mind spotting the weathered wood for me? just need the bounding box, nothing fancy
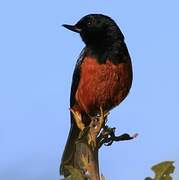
[61,108,137,180]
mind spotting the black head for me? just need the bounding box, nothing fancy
[63,14,124,46]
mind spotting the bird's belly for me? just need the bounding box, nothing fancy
[75,57,132,115]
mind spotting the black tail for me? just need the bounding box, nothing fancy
[60,113,80,176]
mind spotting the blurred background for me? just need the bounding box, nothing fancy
[0,0,178,179]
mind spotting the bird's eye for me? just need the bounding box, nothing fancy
[87,21,92,26]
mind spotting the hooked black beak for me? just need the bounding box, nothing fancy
[62,24,82,33]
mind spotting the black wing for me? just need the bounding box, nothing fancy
[60,48,86,174]
[70,48,86,107]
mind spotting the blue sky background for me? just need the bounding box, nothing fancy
[0,0,178,180]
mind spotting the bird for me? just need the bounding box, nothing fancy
[60,14,133,175]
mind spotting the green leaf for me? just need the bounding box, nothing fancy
[145,161,175,180]
[145,178,153,180]
[64,165,84,180]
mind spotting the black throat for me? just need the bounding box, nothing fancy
[85,39,129,64]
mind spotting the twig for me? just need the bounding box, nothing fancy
[97,125,138,149]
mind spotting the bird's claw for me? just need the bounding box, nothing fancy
[87,107,110,148]
[99,107,109,121]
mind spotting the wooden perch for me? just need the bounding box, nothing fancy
[61,107,137,180]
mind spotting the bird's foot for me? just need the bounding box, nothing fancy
[97,125,138,148]
[70,108,85,131]
[88,107,109,149]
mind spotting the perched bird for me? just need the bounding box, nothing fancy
[61,14,133,174]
